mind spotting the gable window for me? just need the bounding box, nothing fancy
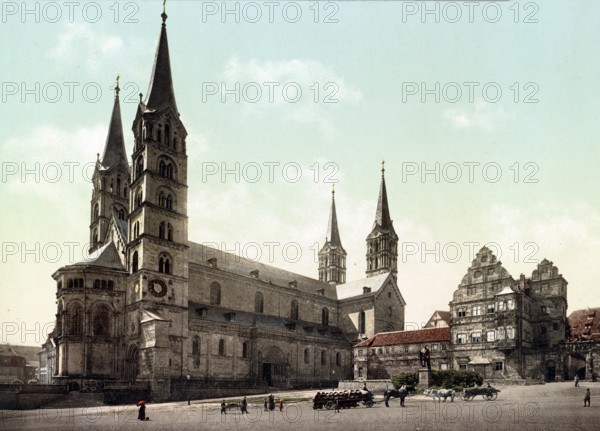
[457,308,466,317]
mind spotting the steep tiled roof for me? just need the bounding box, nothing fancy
[435,311,450,324]
[567,307,600,342]
[189,243,337,299]
[354,327,450,348]
[71,242,126,271]
[336,273,391,300]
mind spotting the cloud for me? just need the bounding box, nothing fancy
[444,102,511,131]
[49,23,123,71]
[221,56,362,137]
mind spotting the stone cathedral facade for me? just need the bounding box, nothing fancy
[39,10,405,400]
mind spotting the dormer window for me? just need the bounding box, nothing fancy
[289,281,297,288]
[250,270,259,279]
[207,258,217,268]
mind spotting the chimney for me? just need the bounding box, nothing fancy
[363,286,371,294]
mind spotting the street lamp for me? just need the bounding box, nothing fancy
[186,374,191,405]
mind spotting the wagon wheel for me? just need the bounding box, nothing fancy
[365,400,374,408]
[463,393,474,401]
[485,392,498,401]
[325,401,334,410]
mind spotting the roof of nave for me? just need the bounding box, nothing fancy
[189,301,350,343]
[335,273,392,300]
[116,219,128,242]
[354,327,451,348]
[567,307,600,342]
[189,242,337,299]
[70,242,126,271]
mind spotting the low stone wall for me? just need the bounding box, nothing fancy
[337,380,392,394]
[0,392,65,410]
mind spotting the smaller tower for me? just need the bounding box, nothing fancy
[365,162,398,278]
[89,76,130,253]
[318,185,347,285]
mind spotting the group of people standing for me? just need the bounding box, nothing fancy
[220,394,284,415]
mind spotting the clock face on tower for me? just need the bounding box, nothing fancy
[149,279,168,298]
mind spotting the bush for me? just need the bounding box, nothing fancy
[391,372,419,389]
[430,370,483,388]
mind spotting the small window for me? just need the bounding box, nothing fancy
[497,328,505,340]
[552,322,559,331]
[254,292,264,313]
[456,334,467,344]
[358,310,365,334]
[321,350,326,365]
[402,346,409,353]
[336,352,342,366]
[507,327,515,339]
[218,339,225,356]
[304,348,310,364]
[487,304,495,314]
[487,267,494,275]
[474,270,482,278]
[242,342,248,359]
[457,308,466,317]
[487,330,495,342]
[471,332,481,343]
[358,367,363,378]
[321,307,329,326]
[472,305,482,316]
[210,282,221,306]
[495,361,503,371]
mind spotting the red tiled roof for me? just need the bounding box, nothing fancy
[567,307,600,342]
[354,327,450,348]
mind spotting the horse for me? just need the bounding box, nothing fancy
[384,385,416,407]
[423,389,455,403]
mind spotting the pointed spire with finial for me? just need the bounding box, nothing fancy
[373,160,394,230]
[326,184,343,248]
[145,0,178,114]
[99,75,128,169]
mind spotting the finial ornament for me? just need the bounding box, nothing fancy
[162,0,167,24]
[139,93,143,103]
[381,160,385,176]
[115,74,120,97]
[332,183,335,198]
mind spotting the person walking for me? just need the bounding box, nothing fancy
[241,396,249,414]
[575,374,580,387]
[334,397,340,413]
[264,398,268,412]
[584,388,591,407]
[279,399,284,412]
[221,400,227,415]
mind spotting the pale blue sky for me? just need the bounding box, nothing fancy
[1,1,599,345]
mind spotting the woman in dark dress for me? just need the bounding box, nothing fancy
[138,402,146,420]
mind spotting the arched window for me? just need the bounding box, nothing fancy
[322,307,329,326]
[255,292,264,313]
[135,189,142,209]
[165,124,171,146]
[133,221,140,239]
[321,350,327,365]
[242,342,248,358]
[336,352,342,366]
[92,229,99,245]
[108,280,114,290]
[93,203,99,221]
[117,208,125,220]
[159,222,165,239]
[157,128,162,144]
[68,279,74,289]
[210,282,221,305]
[116,177,121,195]
[68,304,83,336]
[167,223,173,241]
[92,305,110,337]
[101,280,107,289]
[358,310,365,334]
[132,251,139,273]
[94,279,100,289]
[158,253,172,275]
[290,300,299,320]
[304,348,310,364]
[135,157,143,179]
[158,191,174,210]
[218,339,225,356]
[192,335,200,368]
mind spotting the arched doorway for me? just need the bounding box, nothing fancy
[261,346,288,387]
[563,353,586,380]
[125,345,139,382]
[546,360,556,382]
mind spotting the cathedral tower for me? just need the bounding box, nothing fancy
[318,186,347,284]
[366,163,398,278]
[126,9,189,389]
[89,79,130,253]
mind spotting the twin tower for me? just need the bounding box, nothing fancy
[87,9,399,286]
[317,165,399,285]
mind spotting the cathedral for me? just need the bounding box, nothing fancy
[39,9,405,400]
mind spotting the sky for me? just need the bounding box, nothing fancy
[1,1,600,346]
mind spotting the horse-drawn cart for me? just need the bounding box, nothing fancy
[461,386,500,401]
[312,390,374,409]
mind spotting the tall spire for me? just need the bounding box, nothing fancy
[326,184,343,247]
[145,7,178,114]
[99,75,127,169]
[374,161,394,231]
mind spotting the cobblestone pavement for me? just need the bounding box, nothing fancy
[1,382,599,430]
